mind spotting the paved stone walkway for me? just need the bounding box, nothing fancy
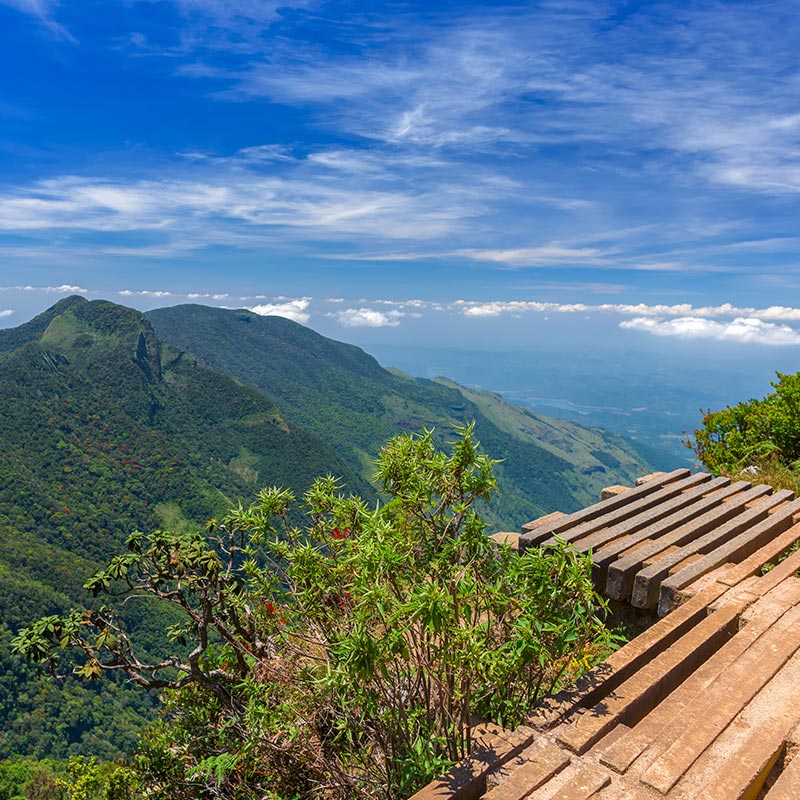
[410,471,800,800]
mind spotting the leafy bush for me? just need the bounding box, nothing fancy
[690,372,800,485]
[0,757,63,800]
[14,427,611,799]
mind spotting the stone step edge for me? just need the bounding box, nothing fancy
[407,725,536,800]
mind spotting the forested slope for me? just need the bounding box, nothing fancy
[1,297,659,762]
[148,304,658,524]
[0,297,367,760]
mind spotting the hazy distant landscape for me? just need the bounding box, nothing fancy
[365,341,799,467]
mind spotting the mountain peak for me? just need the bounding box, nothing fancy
[34,298,162,383]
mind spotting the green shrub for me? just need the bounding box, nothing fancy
[14,427,611,799]
[689,372,800,494]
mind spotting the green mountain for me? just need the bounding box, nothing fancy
[147,303,659,527]
[0,297,368,760]
[1,296,660,762]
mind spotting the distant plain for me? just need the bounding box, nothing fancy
[364,340,800,467]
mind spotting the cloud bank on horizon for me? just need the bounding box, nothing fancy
[2,0,800,349]
[4,283,800,347]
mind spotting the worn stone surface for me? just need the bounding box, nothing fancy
[412,474,800,800]
[635,472,667,486]
[526,582,727,732]
[490,532,520,550]
[604,482,770,601]
[601,485,630,501]
[630,490,792,610]
[659,505,800,616]
[519,469,690,548]
[597,584,800,775]
[639,605,800,792]
[482,740,570,800]
[554,601,743,756]
[539,473,712,551]
[408,725,535,800]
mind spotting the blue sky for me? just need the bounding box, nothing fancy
[2,0,800,350]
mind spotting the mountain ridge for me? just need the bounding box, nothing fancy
[147,302,661,522]
[0,298,371,760]
[0,296,662,761]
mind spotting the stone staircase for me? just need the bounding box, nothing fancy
[410,471,800,800]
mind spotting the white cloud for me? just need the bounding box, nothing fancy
[186,292,229,299]
[456,300,592,317]
[0,173,467,247]
[453,300,800,323]
[0,309,13,317]
[331,308,405,328]
[5,1,798,286]
[118,289,175,298]
[209,1,800,219]
[0,283,88,293]
[223,19,547,151]
[620,317,800,346]
[459,246,606,267]
[50,284,87,293]
[236,144,295,162]
[320,251,436,262]
[248,298,311,324]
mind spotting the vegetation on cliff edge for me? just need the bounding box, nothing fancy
[689,371,800,494]
[13,428,612,799]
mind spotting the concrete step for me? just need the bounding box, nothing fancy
[668,646,800,799]
[482,739,570,800]
[527,582,729,732]
[538,473,713,551]
[519,469,692,549]
[571,476,731,557]
[718,524,800,591]
[639,602,800,794]
[597,578,800,776]
[630,490,794,610]
[553,600,744,756]
[408,725,534,800]
[604,482,774,602]
[659,507,800,616]
[525,760,610,800]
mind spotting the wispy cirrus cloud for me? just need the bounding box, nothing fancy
[0,0,74,40]
[185,1,800,201]
[457,246,608,268]
[127,0,313,56]
[0,171,470,251]
[3,0,800,302]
